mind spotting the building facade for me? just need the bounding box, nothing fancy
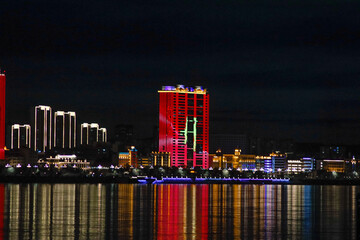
[80,123,90,145]
[98,128,107,143]
[158,85,209,168]
[11,124,31,149]
[118,146,138,167]
[81,123,106,145]
[321,159,346,173]
[287,157,314,172]
[209,148,255,169]
[34,105,52,152]
[264,152,287,172]
[0,73,5,160]
[54,111,76,149]
[88,123,99,145]
[151,151,171,167]
[40,154,90,169]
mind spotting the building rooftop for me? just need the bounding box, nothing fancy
[158,85,207,94]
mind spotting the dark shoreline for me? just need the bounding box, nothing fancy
[0,176,360,185]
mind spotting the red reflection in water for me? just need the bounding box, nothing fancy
[199,185,209,240]
[0,184,4,240]
[157,185,179,239]
[156,185,209,239]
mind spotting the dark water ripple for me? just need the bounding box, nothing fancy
[0,184,357,239]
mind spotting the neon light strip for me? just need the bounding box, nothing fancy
[149,177,290,184]
[193,117,197,151]
[158,90,207,95]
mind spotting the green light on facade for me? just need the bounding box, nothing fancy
[184,117,188,144]
[181,117,197,151]
[193,117,197,151]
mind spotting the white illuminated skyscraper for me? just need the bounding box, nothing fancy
[98,128,107,143]
[11,124,31,149]
[54,111,76,149]
[80,123,90,145]
[89,123,99,145]
[81,123,107,145]
[34,105,52,152]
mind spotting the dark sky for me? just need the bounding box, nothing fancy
[1,0,360,144]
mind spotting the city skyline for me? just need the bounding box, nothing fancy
[5,101,108,153]
[1,2,360,239]
[3,75,360,152]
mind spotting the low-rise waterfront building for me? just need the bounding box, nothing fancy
[151,151,171,167]
[39,154,90,169]
[138,157,151,167]
[287,157,314,172]
[322,159,345,173]
[255,155,271,170]
[210,149,255,169]
[118,146,138,167]
[255,152,286,172]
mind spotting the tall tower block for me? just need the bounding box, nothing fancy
[0,73,5,160]
[34,105,52,152]
[158,85,209,168]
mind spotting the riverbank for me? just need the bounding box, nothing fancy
[0,175,360,185]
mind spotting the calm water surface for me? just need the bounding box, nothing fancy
[0,184,358,239]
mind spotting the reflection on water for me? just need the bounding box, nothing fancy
[0,184,357,239]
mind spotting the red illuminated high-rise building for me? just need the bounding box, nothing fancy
[158,85,209,168]
[0,72,5,160]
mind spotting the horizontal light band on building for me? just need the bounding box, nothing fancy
[323,160,345,162]
[158,90,207,95]
[36,105,51,110]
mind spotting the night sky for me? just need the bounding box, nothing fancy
[2,0,360,144]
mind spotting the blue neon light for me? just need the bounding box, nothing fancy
[149,177,290,184]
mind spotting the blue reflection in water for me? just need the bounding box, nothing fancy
[303,185,312,239]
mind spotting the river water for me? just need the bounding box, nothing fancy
[0,183,357,239]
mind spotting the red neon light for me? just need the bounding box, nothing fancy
[0,74,5,160]
[158,87,209,168]
[0,184,4,239]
